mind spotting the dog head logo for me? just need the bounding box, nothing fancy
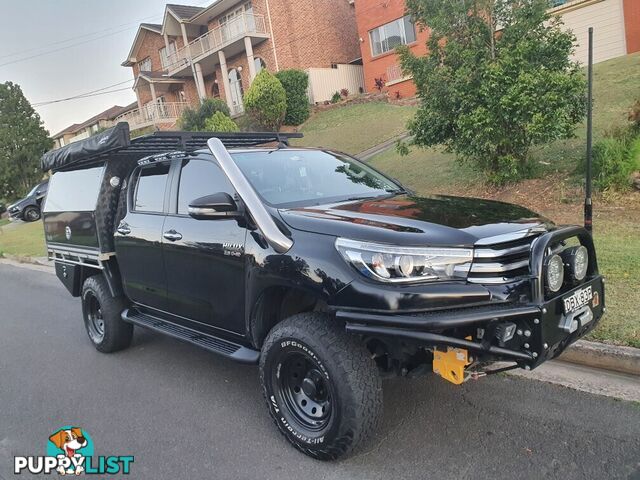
[47,427,91,475]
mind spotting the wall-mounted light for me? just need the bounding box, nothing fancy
[237,66,243,72]
[359,37,364,43]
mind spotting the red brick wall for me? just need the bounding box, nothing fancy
[353,0,429,96]
[132,29,166,76]
[267,0,360,69]
[624,0,640,54]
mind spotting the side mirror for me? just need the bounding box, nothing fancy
[188,192,241,220]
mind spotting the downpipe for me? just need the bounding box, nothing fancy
[207,138,293,254]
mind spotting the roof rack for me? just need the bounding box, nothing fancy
[42,123,303,172]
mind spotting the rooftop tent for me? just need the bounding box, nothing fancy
[42,123,130,172]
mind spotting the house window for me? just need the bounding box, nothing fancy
[254,57,266,74]
[139,57,152,72]
[160,42,177,70]
[220,2,254,41]
[369,16,417,57]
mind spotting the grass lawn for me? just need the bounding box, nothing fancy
[0,221,46,258]
[590,219,640,348]
[295,102,417,155]
[0,218,9,227]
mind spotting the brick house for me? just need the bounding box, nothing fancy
[52,103,137,149]
[354,0,640,98]
[120,1,363,132]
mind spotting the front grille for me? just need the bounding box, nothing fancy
[468,233,540,284]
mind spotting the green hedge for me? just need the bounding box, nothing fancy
[178,98,230,131]
[275,69,310,126]
[204,111,239,132]
[243,70,287,131]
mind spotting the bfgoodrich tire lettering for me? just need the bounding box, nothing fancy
[259,313,382,460]
[81,275,133,353]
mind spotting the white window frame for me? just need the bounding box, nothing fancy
[369,16,417,57]
[159,42,177,70]
[139,57,152,72]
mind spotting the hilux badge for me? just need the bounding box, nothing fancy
[65,226,72,240]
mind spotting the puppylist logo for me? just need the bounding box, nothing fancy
[14,426,134,475]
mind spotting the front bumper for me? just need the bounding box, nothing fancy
[8,206,22,219]
[338,226,605,370]
[340,275,604,369]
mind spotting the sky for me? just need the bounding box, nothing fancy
[0,0,207,136]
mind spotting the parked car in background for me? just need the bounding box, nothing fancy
[8,180,49,222]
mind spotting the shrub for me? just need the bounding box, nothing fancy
[400,0,587,184]
[330,91,342,104]
[275,69,310,126]
[204,111,239,132]
[374,77,385,91]
[589,134,640,191]
[340,88,349,98]
[178,98,230,131]
[243,70,287,131]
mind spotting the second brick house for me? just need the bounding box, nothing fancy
[120,1,363,132]
[354,0,640,99]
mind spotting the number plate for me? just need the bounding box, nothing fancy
[563,285,593,314]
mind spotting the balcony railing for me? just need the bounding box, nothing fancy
[116,102,189,130]
[166,13,267,73]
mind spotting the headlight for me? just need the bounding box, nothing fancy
[335,238,473,283]
[563,245,588,281]
[546,254,564,292]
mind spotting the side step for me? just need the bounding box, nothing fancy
[122,308,260,364]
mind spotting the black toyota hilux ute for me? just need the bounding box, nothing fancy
[42,123,604,460]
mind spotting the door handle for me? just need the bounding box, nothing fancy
[116,223,131,235]
[163,230,183,242]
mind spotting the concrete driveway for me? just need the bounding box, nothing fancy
[1,263,639,479]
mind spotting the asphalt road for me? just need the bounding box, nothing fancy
[1,263,639,480]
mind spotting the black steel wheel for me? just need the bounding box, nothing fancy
[85,291,105,343]
[260,312,382,460]
[276,350,334,433]
[81,275,133,353]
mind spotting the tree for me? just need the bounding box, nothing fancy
[178,98,230,131]
[204,111,239,132]
[0,82,53,199]
[399,0,587,183]
[243,70,287,131]
[275,69,310,125]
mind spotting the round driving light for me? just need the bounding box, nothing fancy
[572,245,588,281]
[546,254,564,293]
[396,255,415,277]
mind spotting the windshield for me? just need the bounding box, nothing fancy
[27,183,41,196]
[231,150,402,207]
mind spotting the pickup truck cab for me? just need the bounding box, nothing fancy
[42,124,604,460]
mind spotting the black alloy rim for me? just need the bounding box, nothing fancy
[276,351,333,432]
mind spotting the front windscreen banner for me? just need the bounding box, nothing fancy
[41,122,130,172]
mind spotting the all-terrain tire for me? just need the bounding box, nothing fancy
[22,206,40,222]
[259,312,382,460]
[81,275,133,353]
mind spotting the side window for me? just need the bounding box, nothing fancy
[133,163,171,213]
[177,159,234,215]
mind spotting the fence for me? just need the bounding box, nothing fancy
[307,64,365,104]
